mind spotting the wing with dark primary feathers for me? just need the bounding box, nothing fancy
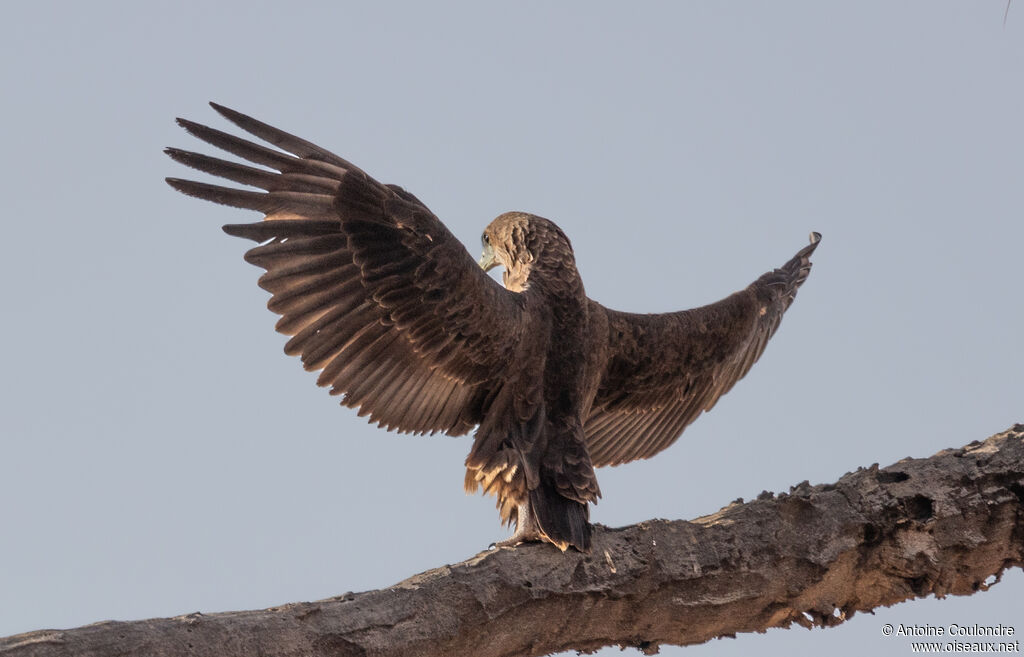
[584,234,820,467]
[166,103,524,436]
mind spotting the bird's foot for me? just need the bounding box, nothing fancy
[491,530,545,549]
[489,501,562,549]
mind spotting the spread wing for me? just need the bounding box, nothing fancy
[166,103,524,436]
[584,234,820,466]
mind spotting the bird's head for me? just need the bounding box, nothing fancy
[478,212,575,292]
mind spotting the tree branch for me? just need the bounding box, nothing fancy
[3,424,1023,657]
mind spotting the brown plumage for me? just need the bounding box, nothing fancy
[166,103,821,552]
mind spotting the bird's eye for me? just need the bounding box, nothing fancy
[482,233,490,245]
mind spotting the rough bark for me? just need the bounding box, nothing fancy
[3,424,1022,657]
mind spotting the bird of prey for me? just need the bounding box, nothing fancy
[166,103,820,553]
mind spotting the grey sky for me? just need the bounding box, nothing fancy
[1,2,1021,655]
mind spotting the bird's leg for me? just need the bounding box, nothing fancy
[493,502,545,548]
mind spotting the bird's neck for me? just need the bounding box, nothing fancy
[522,259,585,305]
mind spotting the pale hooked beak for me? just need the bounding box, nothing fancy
[478,244,498,272]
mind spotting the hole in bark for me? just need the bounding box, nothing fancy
[1008,482,1024,505]
[781,496,815,525]
[908,575,929,595]
[523,580,533,588]
[863,523,883,546]
[877,470,910,484]
[904,494,934,521]
[313,634,367,656]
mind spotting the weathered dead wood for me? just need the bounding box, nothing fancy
[3,424,1022,657]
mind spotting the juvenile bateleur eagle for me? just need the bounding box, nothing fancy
[166,104,820,552]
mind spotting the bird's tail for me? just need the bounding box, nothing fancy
[529,476,592,552]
